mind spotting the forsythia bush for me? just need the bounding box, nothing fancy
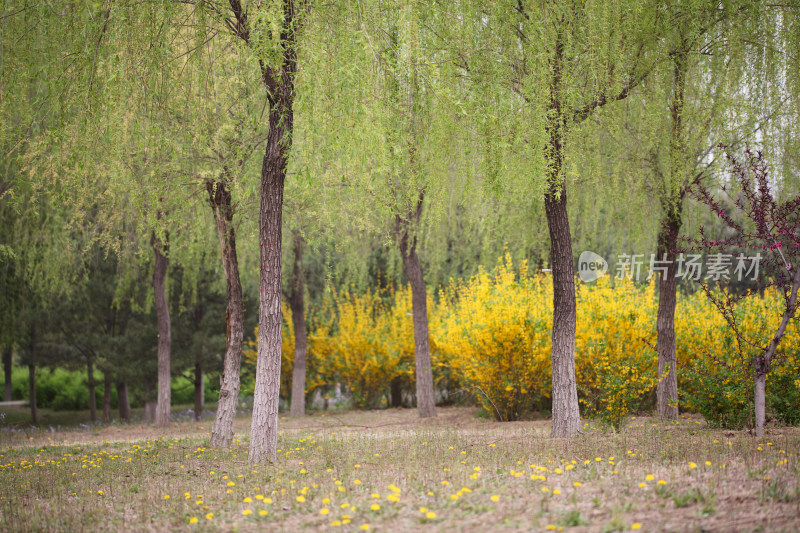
[313,288,417,409]
[434,255,553,421]
[240,255,799,427]
[574,277,659,429]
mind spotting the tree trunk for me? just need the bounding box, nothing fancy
[656,208,682,420]
[117,381,130,423]
[3,345,11,402]
[289,232,307,417]
[103,373,112,424]
[396,193,436,419]
[194,358,203,422]
[152,231,171,428]
[401,244,437,418]
[87,357,97,423]
[656,51,688,421]
[754,371,766,437]
[390,378,402,408]
[545,30,580,438]
[249,97,292,464]
[208,178,245,447]
[28,363,37,425]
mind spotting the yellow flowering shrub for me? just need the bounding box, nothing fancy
[574,277,659,429]
[315,287,417,409]
[434,254,553,421]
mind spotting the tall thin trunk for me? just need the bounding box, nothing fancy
[289,232,307,417]
[3,345,11,402]
[208,178,245,447]
[396,193,436,419]
[87,357,97,422]
[250,101,289,463]
[102,373,112,424]
[28,363,37,424]
[657,51,688,420]
[656,208,682,419]
[227,0,298,464]
[546,29,580,438]
[117,381,130,423]
[754,372,766,436]
[152,230,171,428]
[194,358,203,422]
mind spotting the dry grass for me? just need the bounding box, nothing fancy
[1,407,799,532]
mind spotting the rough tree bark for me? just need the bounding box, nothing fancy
[3,345,11,402]
[194,357,204,422]
[28,363,37,424]
[656,51,689,420]
[227,0,299,464]
[545,30,580,438]
[103,373,112,424]
[656,204,682,419]
[396,191,436,418]
[288,231,307,417]
[87,356,97,422]
[117,381,130,423]
[208,178,245,448]
[151,230,171,427]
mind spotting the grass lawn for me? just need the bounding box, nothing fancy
[1,406,798,532]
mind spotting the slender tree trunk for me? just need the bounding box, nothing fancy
[117,381,130,423]
[249,98,292,464]
[28,363,37,424]
[3,345,11,402]
[152,231,171,428]
[208,178,245,447]
[656,209,682,419]
[545,30,580,438]
[754,371,766,437]
[753,265,800,436]
[102,373,112,424]
[87,357,97,422]
[194,358,203,422]
[289,232,307,417]
[396,194,436,419]
[656,51,688,420]
[227,0,298,464]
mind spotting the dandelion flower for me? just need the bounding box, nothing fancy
[425,511,436,519]
[296,496,306,502]
[243,497,252,503]
[259,510,268,516]
[688,462,697,469]
[360,525,370,531]
[573,482,582,487]
[490,495,499,502]
[189,517,198,524]
[205,513,214,520]
[645,475,654,481]
[419,507,428,513]
[658,480,666,485]
[353,480,362,485]
[370,504,380,511]
[163,495,170,500]
[632,524,642,530]
[242,509,252,516]
[320,508,330,515]
[553,489,561,495]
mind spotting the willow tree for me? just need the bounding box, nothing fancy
[213,0,308,462]
[480,0,664,437]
